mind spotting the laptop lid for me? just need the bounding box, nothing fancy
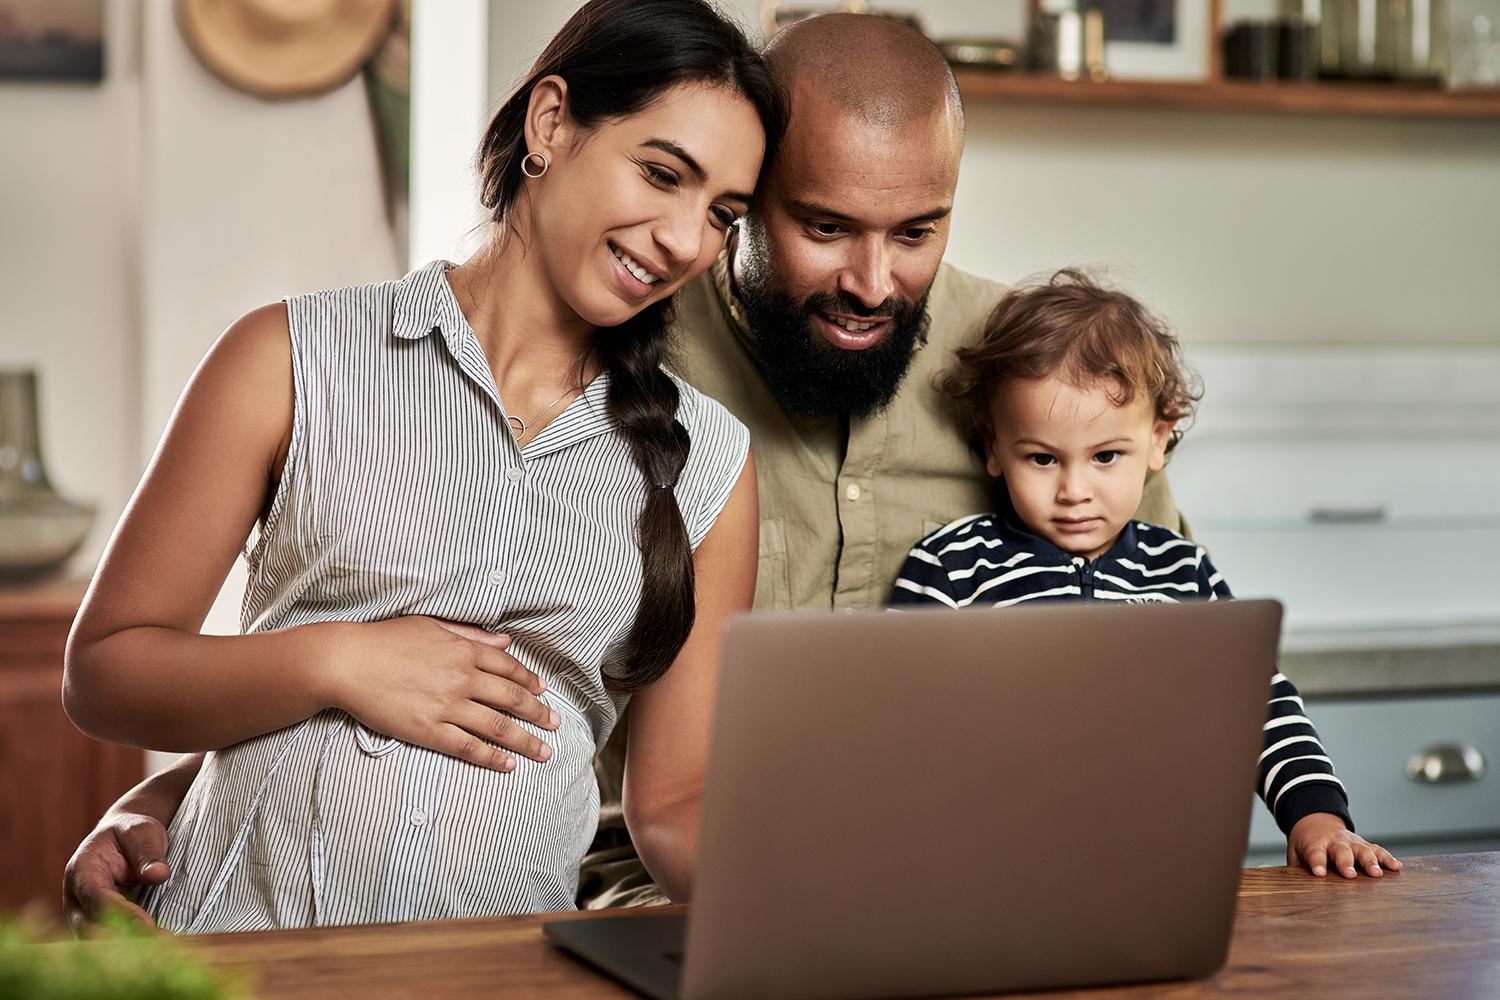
[679,599,1279,1000]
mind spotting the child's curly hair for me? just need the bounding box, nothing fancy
[941,268,1201,458]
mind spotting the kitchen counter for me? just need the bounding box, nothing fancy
[1281,643,1500,697]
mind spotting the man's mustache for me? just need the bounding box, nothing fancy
[803,291,906,319]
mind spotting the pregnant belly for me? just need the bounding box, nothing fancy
[151,709,602,932]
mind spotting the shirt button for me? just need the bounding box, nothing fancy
[507,467,523,483]
[845,483,862,501]
[410,808,427,827]
[489,569,506,586]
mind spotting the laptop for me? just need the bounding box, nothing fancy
[546,599,1280,1000]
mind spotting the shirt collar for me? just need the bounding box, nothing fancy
[387,259,617,454]
[392,259,468,355]
[707,249,763,366]
[525,368,617,459]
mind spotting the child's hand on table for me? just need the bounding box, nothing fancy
[1287,812,1403,878]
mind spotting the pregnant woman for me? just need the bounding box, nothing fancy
[62,0,782,932]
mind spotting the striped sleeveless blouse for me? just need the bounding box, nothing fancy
[142,261,750,933]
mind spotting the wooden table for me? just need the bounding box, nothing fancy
[185,852,1500,999]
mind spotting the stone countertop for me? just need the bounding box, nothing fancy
[1281,643,1500,697]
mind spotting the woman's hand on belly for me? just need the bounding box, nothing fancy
[316,617,562,772]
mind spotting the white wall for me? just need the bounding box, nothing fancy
[0,0,141,573]
[947,104,1500,346]
[1171,347,1500,647]
[410,0,490,267]
[138,2,399,456]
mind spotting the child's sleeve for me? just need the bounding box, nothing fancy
[1195,550,1235,601]
[1199,548,1355,834]
[890,540,962,608]
[1259,674,1354,834]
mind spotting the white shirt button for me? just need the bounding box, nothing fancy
[845,483,862,501]
[507,467,523,483]
[410,808,427,827]
[489,569,506,586]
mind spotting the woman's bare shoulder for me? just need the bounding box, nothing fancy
[205,302,292,377]
[192,303,291,402]
[168,302,294,482]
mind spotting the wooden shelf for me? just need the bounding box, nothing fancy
[953,70,1500,118]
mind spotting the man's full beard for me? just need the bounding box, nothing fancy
[736,254,930,422]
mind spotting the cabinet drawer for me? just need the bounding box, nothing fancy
[1248,691,1500,848]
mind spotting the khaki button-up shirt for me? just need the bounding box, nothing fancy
[671,253,1181,612]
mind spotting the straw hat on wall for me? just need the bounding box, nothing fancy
[177,0,397,98]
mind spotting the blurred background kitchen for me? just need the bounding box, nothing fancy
[1,0,1497,913]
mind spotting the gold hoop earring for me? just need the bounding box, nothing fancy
[521,151,549,178]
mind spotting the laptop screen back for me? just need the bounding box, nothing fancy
[682,599,1280,1000]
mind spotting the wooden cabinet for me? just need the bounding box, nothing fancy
[0,582,143,915]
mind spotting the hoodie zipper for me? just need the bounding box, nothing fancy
[1073,555,1095,601]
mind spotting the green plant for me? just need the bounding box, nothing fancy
[0,911,246,1000]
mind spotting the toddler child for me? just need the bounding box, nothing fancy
[891,269,1400,879]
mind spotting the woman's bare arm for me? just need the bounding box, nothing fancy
[622,453,759,902]
[63,305,558,768]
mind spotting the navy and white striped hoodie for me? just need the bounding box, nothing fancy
[891,493,1353,836]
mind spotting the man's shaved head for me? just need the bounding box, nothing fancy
[762,12,963,134]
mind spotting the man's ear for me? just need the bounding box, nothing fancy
[1147,418,1176,472]
[523,75,572,163]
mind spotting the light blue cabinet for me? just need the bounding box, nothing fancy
[1247,691,1500,859]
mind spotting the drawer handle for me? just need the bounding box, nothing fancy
[1406,744,1486,783]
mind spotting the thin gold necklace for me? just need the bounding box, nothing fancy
[508,385,577,442]
[506,353,590,442]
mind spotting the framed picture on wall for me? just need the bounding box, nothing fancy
[1082,0,1210,80]
[0,0,103,82]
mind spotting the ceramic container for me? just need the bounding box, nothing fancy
[0,370,95,582]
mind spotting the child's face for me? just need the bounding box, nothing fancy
[986,375,1175,560]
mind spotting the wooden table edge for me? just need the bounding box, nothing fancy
[176,854,1500,999]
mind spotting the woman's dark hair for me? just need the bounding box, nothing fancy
[941,268,1202,460]
[477,0,784,693]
